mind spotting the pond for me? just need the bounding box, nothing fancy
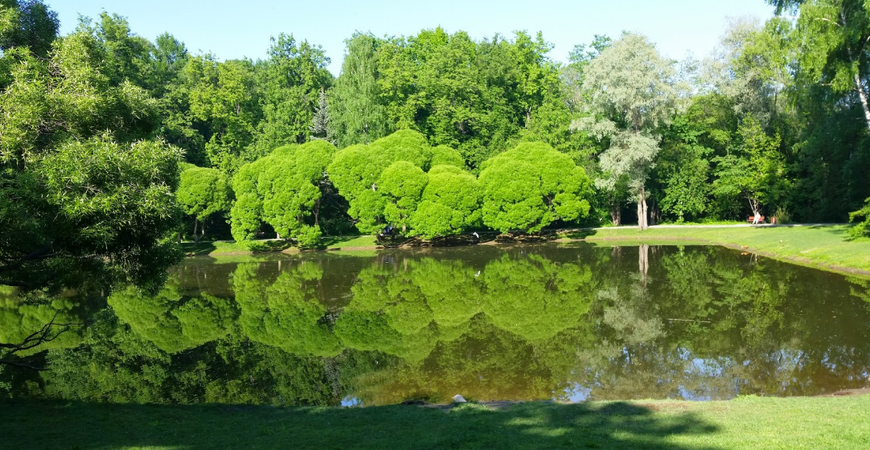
[2,244,869,407]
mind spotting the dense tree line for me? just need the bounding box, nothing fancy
[3,0,870,291]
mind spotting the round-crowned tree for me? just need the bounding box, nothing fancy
[328,129,436,234]
[410,165,481,238]
[478,142,592,233]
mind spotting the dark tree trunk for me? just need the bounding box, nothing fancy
[610,206,621,226]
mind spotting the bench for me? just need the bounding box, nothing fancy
[746,215,765,224]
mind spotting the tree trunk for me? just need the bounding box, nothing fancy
[193,219,200,244]
[637,198,643,231]
[843,15,870,134]
[854,71,870,134]
[642,196,649,230]
[637,186,649,231]
[314,198,321,226]
[610,205,621,226]
[748,197,759,217]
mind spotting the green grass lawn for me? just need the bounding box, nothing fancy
[181,235,379,257]
[562,225,870,275]
[2,396,868,449]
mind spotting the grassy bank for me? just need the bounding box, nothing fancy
[1,396,868,449]
[181,235,379,257]
[562,225,870,275]
[179,225,870,277]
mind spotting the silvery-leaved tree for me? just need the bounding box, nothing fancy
[575,33,678,230]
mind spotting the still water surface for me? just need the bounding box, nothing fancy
[2,244,869,406]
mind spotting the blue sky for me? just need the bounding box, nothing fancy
[48,0,774,75]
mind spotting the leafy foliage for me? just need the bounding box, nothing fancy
[411,166,481,238]
[177,165,232,240]
[578,33,678,229]
[479,142,592,233]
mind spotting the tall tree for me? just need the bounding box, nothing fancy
[310,87,329,140]
[186,56,261,173]
[0,30,182,292]
[790,0,870,133]
[578,33,679,230]
[713,117,788,218]
[0,0,58,58]
[328,32,389,147]
[250,34,332,155]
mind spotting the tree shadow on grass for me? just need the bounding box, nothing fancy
[180,242,218,256]
[560,229,597,240]
[0,400,722,450]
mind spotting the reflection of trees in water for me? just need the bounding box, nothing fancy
[109,283,237,354]
[349,315,593,405]
[5,246,870,405]
[235,262,342,357]
[481,254,595,341]
[34,311,337,405]
[582,246,870,399]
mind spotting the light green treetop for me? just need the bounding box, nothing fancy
[411,165,482,239]
[232,140,336,245]
[378,161,428,234]
[478,142,592,233]
[177,165,232,241]
[327,129,434,233]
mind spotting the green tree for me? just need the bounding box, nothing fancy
[328,130,433,233]
[712,117,787,218]
[786,0,870,133]
[328,32,390,147]
[250,34,332,154]
[310,87,329,140]
[259,141,336,246]
[186,56,261,173]
[229,157,271,242]
[578,33,679,230]
[0,0,57,58]
[410,165,482,238]
[378,161,428,234]
[231,140,336,245]
[847,198,870,238]
[428,145,464,168]
[177,165,232,242]
[654,117,713,222]
[478,142,592,233]
[0,29,182,292]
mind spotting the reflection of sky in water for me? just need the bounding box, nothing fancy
[562,384,592,403]
[341,396,361,407]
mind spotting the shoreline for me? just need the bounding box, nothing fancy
[182,224,870,278]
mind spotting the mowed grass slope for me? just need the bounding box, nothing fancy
[1,396,868,449]
[565,225,870,275]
